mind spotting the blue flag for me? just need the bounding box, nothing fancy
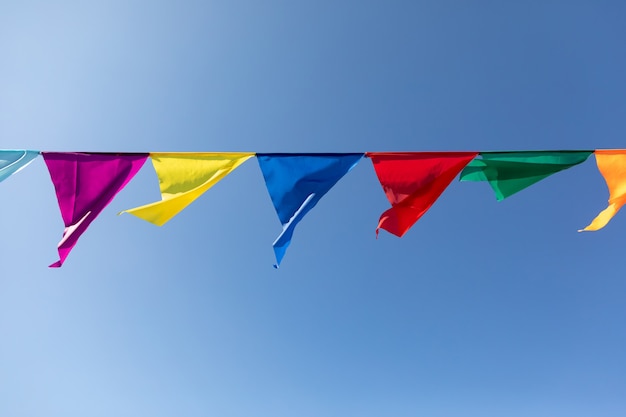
[257,153,363,267]
[0,150,39,183]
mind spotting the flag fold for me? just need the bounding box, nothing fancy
[257,153,363,267]
[367,152,478,237]
[43,152,148,267]
[0,150,39,183]
[460,151,592,200]
[121,152,253,226]
[581,150,626,232]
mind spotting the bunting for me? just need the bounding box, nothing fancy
[367,152,478,237]
[580,150,626,232]
[460,151,592,200]
[43,152,148,267]
[0,148,622,267]
[257,153,363,267]
[0,150,39,183]
[121,152,253,226]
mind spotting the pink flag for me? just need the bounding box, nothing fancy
[43,152,148,267]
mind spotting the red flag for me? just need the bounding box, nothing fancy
[367,152,478,237]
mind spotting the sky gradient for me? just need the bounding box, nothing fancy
[1,1,626,416]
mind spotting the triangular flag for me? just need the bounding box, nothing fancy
[42,152,148,267]
[460,151,592,200]
[367,152,478,237]
[0,150,39,182]
[257,153,363,267]
[121,152,253,226]
[580,150,626,232]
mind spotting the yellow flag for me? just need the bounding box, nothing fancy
[121,152,253,226]
[580,150,626,231]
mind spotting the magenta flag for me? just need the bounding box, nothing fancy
[42,152,148,267]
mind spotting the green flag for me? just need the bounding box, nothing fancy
[460,151,592,201]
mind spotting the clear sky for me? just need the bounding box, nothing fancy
[1,1,626,416]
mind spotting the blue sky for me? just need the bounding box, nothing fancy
[1,1,626,416]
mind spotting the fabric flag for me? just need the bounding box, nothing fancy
[367,152,478,237]
[459,151,592,200]
[120,152,253,226]
[0,150,39,183]
[580,150,626,232]
[257,153,363,267]
[43,152,148,267]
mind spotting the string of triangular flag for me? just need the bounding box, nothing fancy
[1,150,623,268]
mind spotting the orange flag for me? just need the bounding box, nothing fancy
[580,150,626,231]
[367,152,478,237]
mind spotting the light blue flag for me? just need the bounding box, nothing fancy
[0,150,39,183]
[257,153,363,267]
